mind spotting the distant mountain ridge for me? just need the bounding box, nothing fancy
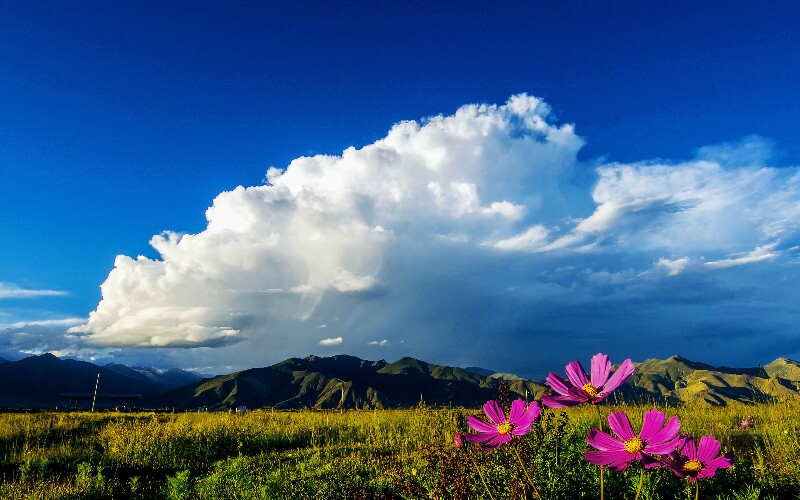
[0,353,798,409]
[0,354,202,408]
[620,355,800,407]
[154,355,548,410]
[103,363,203,390]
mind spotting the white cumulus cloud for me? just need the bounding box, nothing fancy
[66,96,800,373]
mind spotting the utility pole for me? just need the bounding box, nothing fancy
[91,373,100,413]
[340,384,345,412]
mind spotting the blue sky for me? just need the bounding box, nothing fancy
[1,2,799,376]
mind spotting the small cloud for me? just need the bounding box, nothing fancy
[0,282,68,299]
[481,201,527,220]
[290,284,314,294]
[369,339,390,347]
[585,268,636,285]
[490,225,549,251]
[329,269,377,293]
[9,317,86,328]
[705,243,779,269]
[318,324,327,329]
[319,337,343,346]
[654,257,696,276]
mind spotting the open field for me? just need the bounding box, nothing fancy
[0,401,798,499]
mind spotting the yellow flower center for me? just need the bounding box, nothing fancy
[684,460,703,472]
[624,437,644,454]
[582,383,599,397]
[497,422,513,435]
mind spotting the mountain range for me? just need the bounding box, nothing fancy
[1,353,798,410]
[0,353,202,409]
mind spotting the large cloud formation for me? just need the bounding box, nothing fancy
[69,95,800,375]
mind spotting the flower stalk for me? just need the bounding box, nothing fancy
[635,467,644,500]
[512,444,542,500]
[467,451,497,500]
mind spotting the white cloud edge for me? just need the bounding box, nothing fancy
[319,337,343,346]
[0,282,68,299]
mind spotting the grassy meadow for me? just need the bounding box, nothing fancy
[0,401,798,499]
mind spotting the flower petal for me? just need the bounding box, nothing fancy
[565,360,590,388]
[696,467,718,479]
[512,425,531,436]
[465,431,496,443]
[509,399,526,425]
[601,358,635,392]
[696,436,722,463]
[527,400,541,419]
[590,353,611,387]
[467,416,498,433]
[646,415,681,445]
[584,450,635,468]
[706,452,735,471]
[546,372,574,396]
[661,455,687,477]
[567,386,593,402]
[608,411,636,441]
[593,390,613,403]
[509,400,542,430]
[605,461,632,473]
[639,409,666,441]
[680,435,698,460]
[586,428,625,451]
[540,394,582,408]
[676,433,693,450]
[644,437,681,455]
[483,400,506,426]
[481,432,513,450]
[642,455,665,469]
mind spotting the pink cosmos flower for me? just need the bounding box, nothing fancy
[453,432,464,448]
[661,435,734,482]
[584,409,681,472]
[466,399,540,450]
[740,420,750,428]
[541,353,635,408]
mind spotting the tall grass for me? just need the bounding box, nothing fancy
[0,401,797,499]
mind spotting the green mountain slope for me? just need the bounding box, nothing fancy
[156,355,548,410]
[764,358,800,382]
[621,355,800,406]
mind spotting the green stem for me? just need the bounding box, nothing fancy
[513,445,542,500]
[695,480,699,500]
[634,468,644,500]
[600,467,604,500]
[468,451,497,500]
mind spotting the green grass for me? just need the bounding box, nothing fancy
[0,400,797,499]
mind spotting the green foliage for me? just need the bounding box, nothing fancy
[0,402,797,499]
[74,462,109,497]
[127,475,141,496]
[163,469,193,500]
[722,485,778,500]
